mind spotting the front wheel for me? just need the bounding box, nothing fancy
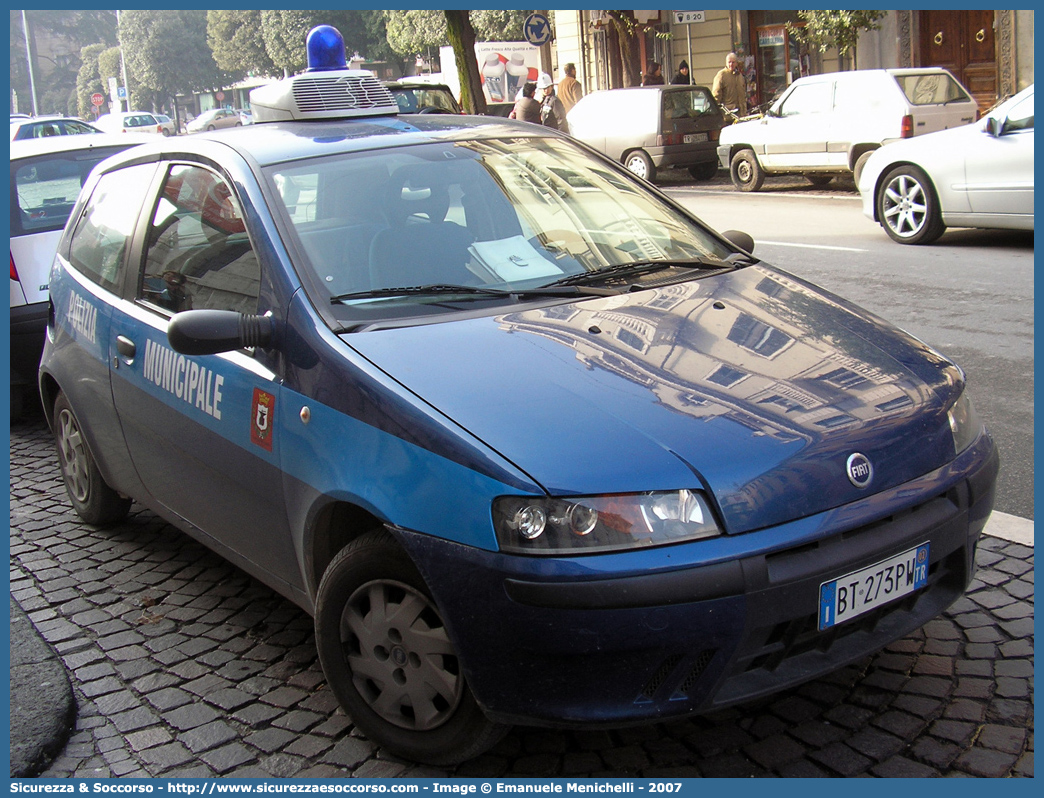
[688,161,719,181]
[623,150,656,182]
[877,165,945,245]
[729,149,764,192]
[206,124,216,131]
[315,530,508,765]
[53,391,131,526]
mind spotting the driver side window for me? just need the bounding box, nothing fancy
[141,165,261,315]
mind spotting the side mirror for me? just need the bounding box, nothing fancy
[985,117,1002,137]
[168,309,274,356]
[722,229,755,254]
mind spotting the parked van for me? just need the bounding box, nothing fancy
[718,68,978,191]
[567,85,726,183]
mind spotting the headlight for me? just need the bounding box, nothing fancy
[948,390,982,454]
[493,490,722,555]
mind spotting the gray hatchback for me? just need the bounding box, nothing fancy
[566,85,726,183]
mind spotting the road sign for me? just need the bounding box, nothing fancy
[523,13,552,47]
[117,86,127,99]
[216,91,225,101]
[673,10,706,25]
[91,93,104,107]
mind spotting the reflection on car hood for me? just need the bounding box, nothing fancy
[346,265,964,534]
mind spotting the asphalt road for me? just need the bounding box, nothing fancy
[662,172,1035,521]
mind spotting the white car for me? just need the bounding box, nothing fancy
[858,84,1034,244]
[94,111,166,135]
[718,68,978,191]
[154,113,177,136]
[9,133,154,414]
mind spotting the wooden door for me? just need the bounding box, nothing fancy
[919,10,997,110]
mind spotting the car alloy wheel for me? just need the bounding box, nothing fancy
[877,165,945,245]
[56,405,91,504]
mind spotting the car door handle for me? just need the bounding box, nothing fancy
[116,336,136,359]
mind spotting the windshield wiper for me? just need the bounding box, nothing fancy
[544,256,738,287]
[330,283,617,304]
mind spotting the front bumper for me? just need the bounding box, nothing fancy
[717,144,732,170]
[397,432,998,728]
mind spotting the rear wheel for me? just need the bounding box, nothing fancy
[315,530,508,765]
[206,124,216,131]
[729,149,764,192]
[688,161,719,181]
[623,150,656,182]
[876,165,945,245]
[805,174,833,187]
[53,391,131,526]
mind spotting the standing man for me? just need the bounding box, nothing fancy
[671,60,692,85]
[536,73,566,131]
[713,52,748,117]
[557,63,584,114]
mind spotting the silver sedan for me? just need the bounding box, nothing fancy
[858,84,1034,244]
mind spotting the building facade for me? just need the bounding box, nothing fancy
[552,10,1033,112]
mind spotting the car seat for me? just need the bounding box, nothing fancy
[368,166,475,290]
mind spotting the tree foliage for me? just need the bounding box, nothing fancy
[384,9,535,58]
[120,10,229,105]
[208,10,277,77]
[788,10,886,68]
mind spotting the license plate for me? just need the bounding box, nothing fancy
[684,133,708,144]
[819,543,929,630]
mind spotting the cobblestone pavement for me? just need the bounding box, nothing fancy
[11,408,1033,779]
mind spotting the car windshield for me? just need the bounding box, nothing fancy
[264,135,735,325]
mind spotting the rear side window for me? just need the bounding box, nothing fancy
[140,164,261,315]
[11,145,137,237]
[894,73,971,105]
[67,163,156,293]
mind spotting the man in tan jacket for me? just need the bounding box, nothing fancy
[557,63,584,114]
[713,52,748,117]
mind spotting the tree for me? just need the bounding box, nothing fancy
[208,10,278,78]
[787,10,886,70]
[120,10,229,119]
[605,11,643,88]
[75,43,107,119]
[444,11,486,114]
[11,10,118,115]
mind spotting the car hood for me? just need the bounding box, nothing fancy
[345,265,964,534]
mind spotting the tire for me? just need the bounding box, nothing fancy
[876,165,945,245]
[161,129,171,137]
[805,174,833,187]
[729,149,764,192]
[853,151,874,187]
[688,161,719,181]
[315,530,508,765]
[207,124,216,131]
[52,391,131,526]
[623,150,656,182]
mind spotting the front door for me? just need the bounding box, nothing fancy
[919,10,998,111]
[109,161,298,589]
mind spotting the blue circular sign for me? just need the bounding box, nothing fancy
[523,13,552,46]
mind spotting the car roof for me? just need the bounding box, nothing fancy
[96,114,549,169]
[9,131,156,160]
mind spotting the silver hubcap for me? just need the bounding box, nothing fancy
[57,408,90,502]
[882,174,928,237]
[342,580,462,731]
[626,157,648,179]
[736,161,752,182]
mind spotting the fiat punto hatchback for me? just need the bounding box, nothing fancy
[39,27,998,766]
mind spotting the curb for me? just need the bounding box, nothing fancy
[9,597,77,777]
[983,510,1034,546]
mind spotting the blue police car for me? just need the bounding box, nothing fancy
[39,27,998,765]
